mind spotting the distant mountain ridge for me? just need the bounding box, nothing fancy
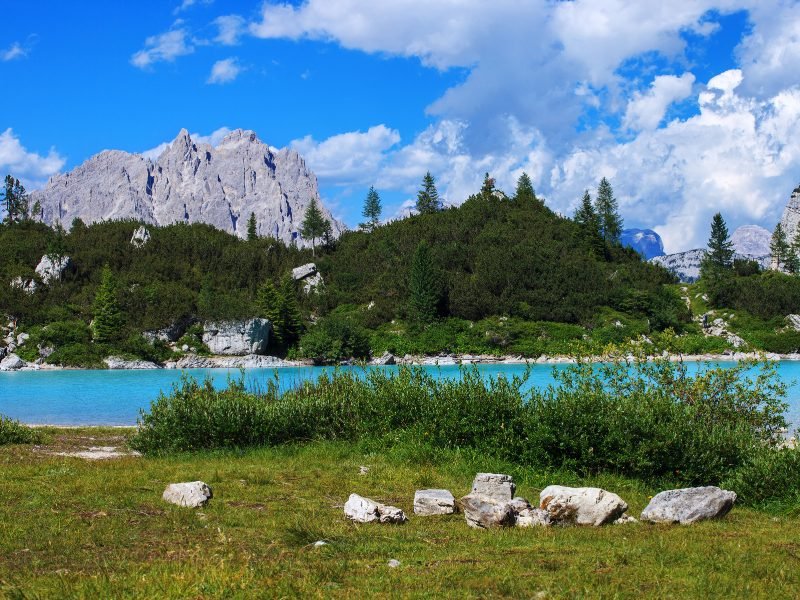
[30,129,343,246]
[620,228,665,259]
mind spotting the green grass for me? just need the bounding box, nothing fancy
[1,428,799,598]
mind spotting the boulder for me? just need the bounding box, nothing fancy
[104,356,161,370]
[471,473,516,502]
[640,486,736,524]
[0,353,26,371]
[10,276,37,294]
[202,319,270,355]
[301,271,324,294]
[515,507,552,528]
[413,489,456,516]
[371,351,396,366]
[35,255,70,284]
[539,486,628,526]
[787,314,800,332]
[130,226,151,248]
[292,263,317,281]
[143,319,192,344]
[162,481,212,508]
[460,494,515,529]
[16,333,29,346]
[343,494,407,524]
[0,346,6,361]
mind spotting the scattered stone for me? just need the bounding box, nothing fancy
[38,345,54,358]
[162,481,213,508]
[460,494,515,529]
[613,513,639,525]
[292,263,317,281]
[359,465,370,475]
[471,473,516,502]
[0,353,26,371]
[640,486,736,524]
[16,332,29,346]
[387,559,401,568]
[614,320,624,328]
[515,507,552,528]
[539,486,628,526]
[35,255,70,284]
[343,494,407,524]
[53,446,142,460]
[10,276,37,294]
[130,226,151,248]
[313,540,328,548]
[301,272,324,294]
[371,351,396,366]
[104,356,161,370]
[202,318,271,355]
[413,489,456,516]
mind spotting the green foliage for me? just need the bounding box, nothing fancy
[298,313,370,363]
[701,212,735,292]
[408,241,441,323]
[299,198,330,255]
[713,271,800,320]
[513,172,537,203]
[246,212,257,241]
[415,171,440,214]
[480,172,495,196]
[771,222,798,273]
[92,265,124,343]
[595,177,623,243]
[0,415,42,445]
[2,175,29,224]
[723,448,800,507]
[360,186,381,231]
[574,190,604,257]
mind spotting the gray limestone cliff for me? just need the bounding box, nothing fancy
[779,185,800,244]
[30,129,343,246]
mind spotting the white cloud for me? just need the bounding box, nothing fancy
[0,129,65,189]
[131,27,194,69]
[1,42,26,62]
[213,15,246,45]
[290,125,401,183]
[623,73,696,131]
[207,58,242,84]
[174,0,213,14]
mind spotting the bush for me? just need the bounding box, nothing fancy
[0,415,43,445]
[299,315,370,363]
[46,342,106,368]
[722,447,800,507]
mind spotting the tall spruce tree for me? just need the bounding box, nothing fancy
[514,172,537,203]
[247,212,258,241]
[771,223,793,272]
[700,213,735,285]
[361,186,382,231]
[92,265,124,342]
[278,277,303,347]
[791,228,800,274]
[574,190,604,257]
[595,177,623,243]
[2,175,27,224]
[416,172,440,214]
[300,198,330,256]
[256,279,283,346]
[408,241,440,323]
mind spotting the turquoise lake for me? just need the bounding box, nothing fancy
[2,362,799,426]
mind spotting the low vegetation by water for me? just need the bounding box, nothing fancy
[130,353,800,508]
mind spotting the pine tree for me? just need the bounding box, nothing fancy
[13,179,28,221]
[256,279,283,346]
[514,172,537,203]
[700,213,735,285]
[2,175,27,224]
[361,186,382,231]
[408,241,440,323]
[278,277,303,346]
[46,222,68,273]
[415,172,440,214]
[791,228,800,275]
[92,265,124,343]
[300,198,330,256]
[480,172,496,196]
[771,223,793,272]
[247,212,258,241]
[574,190,604,256]
[2,175,13,223]
[595,177,623,243]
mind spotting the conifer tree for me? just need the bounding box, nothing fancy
[92,265,124,343]
[416,172,440,214]
[514,172,537,203]
[574,190,604,256]
[480,172,496,196]
[278,277,303,346]
[771,223,794,273]
[701,213,735,285]
[256,279,283,346]
[595,177,623,243]
[300,198,330,256]
[247,212,258,241]
[2,175,28,224]
[791,228,800,274]
[408,241,440,323]
[361,186,382,231]
[46,222,68,274]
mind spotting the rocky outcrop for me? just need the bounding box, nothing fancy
[470,473,516,502]
[35,255,70,284]
[731,225,772,256]
[370,352,396,366]
[0,353,26,371]
[165,354,302,369]
[787,315,800,332]
[779,185,800,246]
[103,356,161,370]
[202,319,270,356]
[620,228,664,259]
[344,494,408,524]
[10,276,37,294]
[539,486,628,526]
[130,226,151,248]
[640,486,736,524]
[30,129,344,247]
[292,263,323,293]
[460,494,516,529]
[162,481,213,508]
[651,249,770,282]
[413,489,456,516]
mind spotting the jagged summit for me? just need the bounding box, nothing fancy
[31,129,342,246]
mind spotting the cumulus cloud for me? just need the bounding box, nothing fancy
[207,58,242,84]
[131,26,194,69]
[623,73,696,131]
[0,129,65,189]
[213,15,246,45]
[174,0,213,14]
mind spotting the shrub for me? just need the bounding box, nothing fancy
[299,315,370,363]
[45,342,106,368]
[0,415,43,445]
[722,447,800,507]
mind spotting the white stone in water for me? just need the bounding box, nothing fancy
[162,481,213,508]
[413,489,455,516]
[539,486,628,526]
[471,473,516,502]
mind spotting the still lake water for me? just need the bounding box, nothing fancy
[1,362,800,426]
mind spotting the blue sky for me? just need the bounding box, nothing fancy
[2,1,800,251]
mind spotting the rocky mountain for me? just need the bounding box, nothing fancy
[650,249,771,282]
[731,225,771,256]
[30,129,343,245]
[779,185,800,243]
[620,228,664,259]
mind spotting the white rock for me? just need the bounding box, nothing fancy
[539,486,628,526]
[313,540,328,547]
[613,513,638,525]
[0,353,25,371]
[779,185,800,258]
[371,352,396,366]
[162,481,213,508]
[413,489,456,516]
[16,333,29,346]
[515,507,553,528]
[292,263,317,281]
[130,226,151,248]
[202,319,271,356]
[471,473,516,502]
[460,494,515,529]
[387,559,401,568]
[30,129,344,247]
[104,356,161,370]
[343,494,407,524]
[301,271,324,294]
[10,277,37,294]
[787,315,800,332]
[640,486,736,525]
[35,255,70,284]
